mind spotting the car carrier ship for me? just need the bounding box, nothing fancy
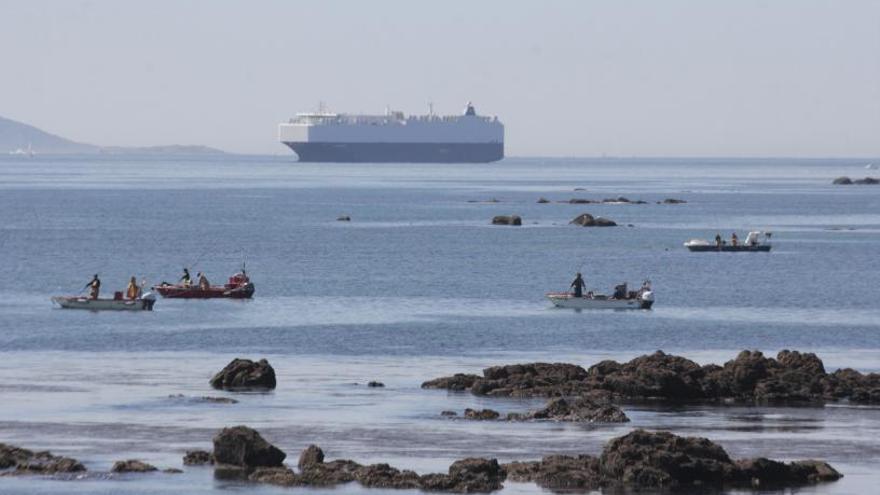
[278,102,504,163]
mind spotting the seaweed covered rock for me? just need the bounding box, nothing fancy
[111,460,158,473]
[525,397,629,423]
[463,408,500,420]
[210,358,277,390]
[0,444,86,475]
[183,450,213,465]
[491,215,522,226]
[298,444,324,469]
[570,213,617,227]
[212,426,286,468]
[421,458,505,493]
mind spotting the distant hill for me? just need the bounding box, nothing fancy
[0,115,226,155]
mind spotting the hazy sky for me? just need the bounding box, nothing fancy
[1,0,879,156]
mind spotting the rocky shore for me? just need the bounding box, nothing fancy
[422,350,880,404]
[448,397,629,423]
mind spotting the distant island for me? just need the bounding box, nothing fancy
[0,115,226,155]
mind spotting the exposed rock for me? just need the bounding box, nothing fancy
[212,426,286,468]
[298,444,324,469]
[168,394,239,404]
[832,176,853,184]
[440,410,458,417]
[570,213,617,227]
[356,463,421,489]
[422,373,481,391]
[367,381,385,388]
[660,198,687,204]
[524,397,629,423]
[421,458,505,493]
[567,198,597,204]
[0,444,86,475]
[536,197,550,203]
[491,215,522,226]
[164,468,184,474]
[503,430,841,490]
[602,196,646,204]
[183,450,214,465]
[463,408,500,420]
[111,459,158,473]
[854,177,879,184]
[299,459,363,485]
[423,350,880,404]
[209,358,277,390]
[336,215,351,221]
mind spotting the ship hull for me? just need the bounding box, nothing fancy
[283,142,503,163]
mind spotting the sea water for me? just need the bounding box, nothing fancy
[0,155,878,494]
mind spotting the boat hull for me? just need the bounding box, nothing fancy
[283,142,504,163]
[546,293,653,310]
[51,296,156,311]
[686,245,771,252]
[153,283,255,299]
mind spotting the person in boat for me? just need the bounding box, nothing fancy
[715,234,723,248]
[126,276,140,300]
[85,274,101,300]
[731,232,738,247]
[197,272,210,290]
[180,268,192,287]
[570,272,586,298]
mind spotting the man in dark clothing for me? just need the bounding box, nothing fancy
[86,274,101,300]
[570,272,586,298]
[180,268,192,287]
[715,234,723,248]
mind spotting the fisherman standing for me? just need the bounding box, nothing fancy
[731,232,739,247]
[180,268,192,287]
[715,234,723,248]
[570,272,586,298]
[126,276,140,300]
[86,274,101,300]
[197,272,210,290]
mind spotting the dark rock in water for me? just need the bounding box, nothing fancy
[832,176,853,184]
[734,457,842,487]
[574,187,586,191]
[336,215,351,221]
[570,213,617,227]
[367,381,385,388]
[568,198,597,204]
[464,408,500,420]
[854,177,879,184]
[183,450,213,465]
[0,444,86,474]
[111,460,158,473]
[212,426,286,468]
[440,410,458,417]
[169,394,239,404]
[491,215,521,226]
[602,196,644,204]
[298,445,324,469]
[356,463,421,489]
[503,455,602,490]
[422,373,481,391]
[299,459,363,486]
[424,349,879,404]
[660,198,687,204]
[210,358,277,390]
[525,397,629,423]
[421,458,505,493]
[536,197,550,203]
[249,466,299,485]
[164,468,184,474]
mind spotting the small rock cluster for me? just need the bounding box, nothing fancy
[833,176,878,185]
[422,350,880,404]
[0,443,85,475]
[450,397,629,423]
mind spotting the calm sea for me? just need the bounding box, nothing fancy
[0,155,878,494]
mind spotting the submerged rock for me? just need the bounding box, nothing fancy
[536,197,550,204]
[210,358,277,390]
[491,215,522,226]
[832,176,853,184]
[366,381,385,388]
[854,177,879,184]
[336,215,351,221]
[525,397,629,423]
[464,408,500,420]
[660,198,687,204]
[212,426,286,468]
[111,460,158,473]
[183,450,213,465]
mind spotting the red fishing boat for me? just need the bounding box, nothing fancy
[152,270,255,299]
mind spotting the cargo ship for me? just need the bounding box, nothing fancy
[278,102,503,163]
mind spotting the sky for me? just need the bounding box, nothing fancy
[1,0,878,157]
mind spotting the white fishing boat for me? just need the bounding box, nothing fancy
[51,292,157,311]
[546,282,654,310]
[685,231,772,252]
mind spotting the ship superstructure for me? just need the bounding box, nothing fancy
[278,103,503,163]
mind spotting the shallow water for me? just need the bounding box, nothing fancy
[0,155,879,494]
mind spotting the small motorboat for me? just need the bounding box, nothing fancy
[52,292,157,311]
[152,270,254,299]
[546,282,654,310]
[685,231,772,252]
